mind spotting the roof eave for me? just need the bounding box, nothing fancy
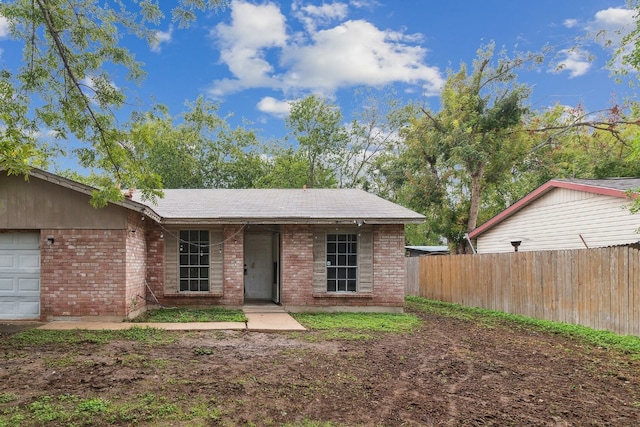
[25,167,162,222]
[160,217,425,226]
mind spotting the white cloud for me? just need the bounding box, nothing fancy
[591,7,635,29]
[151,25,173,53]
[292,1,348,33]
[256,96,292,117]
[587,7,635,48]
[0,16,10,38]
[209,0,287,96]
[281,20,443,95]
[563,18,578,29]
[208,0,444,99]
[553,49,592,78]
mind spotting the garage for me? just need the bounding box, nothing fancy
[0,233,41,319]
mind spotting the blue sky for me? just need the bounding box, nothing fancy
[0,0,637,164]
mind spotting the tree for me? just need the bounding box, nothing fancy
[338,88,416,190]
[0,0,226,203]
[285,95,348,188]
[255,147,335,189]
[396,45,535,252]
[128,96,265,189]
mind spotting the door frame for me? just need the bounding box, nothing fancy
[243,230,281,303]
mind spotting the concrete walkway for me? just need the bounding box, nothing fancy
[38,306,306,332]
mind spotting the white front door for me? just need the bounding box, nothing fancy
[244,233,273,300]
[0,233,41,319]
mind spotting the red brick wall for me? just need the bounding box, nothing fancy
[125,212,147,317]
[145,222,165,307]
[142,222,406,312]
[372,224,406,307]
[221,225,244,306]
[40,229,128,320]
[280,224,314,307]
[144,224,244,308]
[280,224,406,311]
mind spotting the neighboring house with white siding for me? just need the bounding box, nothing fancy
[468,178,640,254]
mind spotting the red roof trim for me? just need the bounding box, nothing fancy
[468,180,636,239]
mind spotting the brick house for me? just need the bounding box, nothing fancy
[1,168,424,321]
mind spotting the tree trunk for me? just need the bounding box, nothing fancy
[467,164,485,234]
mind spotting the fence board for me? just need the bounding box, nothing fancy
[406,246,640,336]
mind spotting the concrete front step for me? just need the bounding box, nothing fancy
[242,304,286,313]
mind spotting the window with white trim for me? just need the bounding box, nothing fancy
[326,233,357,292]
[179,230,209,292]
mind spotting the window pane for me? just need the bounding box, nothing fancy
[179,230,211,292]
[326,233,359,292]
[347,280,356,292]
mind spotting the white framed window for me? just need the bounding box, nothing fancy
[179,230,210,292]
[326,233,357,292]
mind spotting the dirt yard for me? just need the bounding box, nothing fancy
[1,306,640,426]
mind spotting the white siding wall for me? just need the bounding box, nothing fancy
[476,188,640,253]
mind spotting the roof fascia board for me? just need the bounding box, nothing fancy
[161,217,423,226]
[552,180,636,199]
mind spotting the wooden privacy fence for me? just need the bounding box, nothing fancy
[405,246,640,336]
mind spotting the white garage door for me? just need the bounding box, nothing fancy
[0,233,40,319]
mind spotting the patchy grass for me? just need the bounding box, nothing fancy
[131,307,246,323]
[5,327,177,347]
[0,393,222,426]
[406,296,640,357]
[291,312,420,337]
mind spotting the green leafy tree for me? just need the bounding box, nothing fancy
[129,96,265,189]
[285,95,348,188]
[0,0,226,203]
[255,147,335,189]
[397,45,535,252]
[340,89,416,190]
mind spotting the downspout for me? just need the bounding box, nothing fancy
[465,233,477,254]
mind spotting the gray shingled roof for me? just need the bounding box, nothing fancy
[557,177,640,192]
[134,188,425,225]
